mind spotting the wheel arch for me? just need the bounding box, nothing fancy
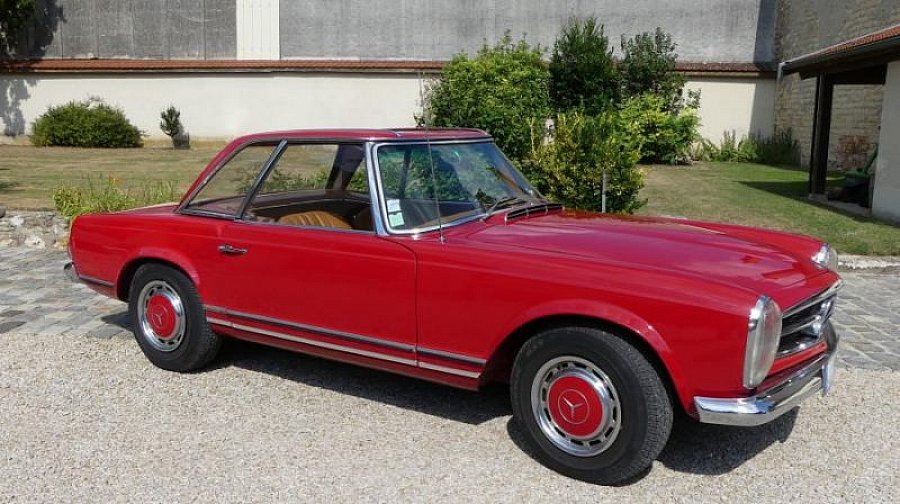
[482,307,690,414]
[116,252,200,302]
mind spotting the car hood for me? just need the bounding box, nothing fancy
[469,210,824,293]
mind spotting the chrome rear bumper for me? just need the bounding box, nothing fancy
[64,261,78,282]
[694,323,838,427]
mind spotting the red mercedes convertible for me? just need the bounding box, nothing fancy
[66,128,841,484]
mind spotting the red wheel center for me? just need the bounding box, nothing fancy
[146,294,177,339]
[546,375,604,438]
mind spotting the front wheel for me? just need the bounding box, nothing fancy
[128,264,221,372]
[510,326,672,485]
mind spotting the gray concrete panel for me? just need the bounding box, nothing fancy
[132,0,168,59]
[96,0,136,58]
[58,0,98,58]
[204,0,236,59]
[166,0,205,58]
[280,0,775,63]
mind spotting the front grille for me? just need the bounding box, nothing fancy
[778,285,839,357]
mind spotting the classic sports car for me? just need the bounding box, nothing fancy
[66,128,841,484]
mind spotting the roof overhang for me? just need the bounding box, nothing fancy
[782,23,900,80]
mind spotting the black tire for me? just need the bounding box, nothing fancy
[510,326,672,485]
[128,263,221,372]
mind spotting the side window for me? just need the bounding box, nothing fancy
[247,143,372,232]
[256,144,337,194]
[186,143,276,215]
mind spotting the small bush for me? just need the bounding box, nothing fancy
[549,16,619,115]
[424,35,551,162]
[619,93,699,164]
[696,129,800,165]
[53,176,178,219]
[160,105,183,138]
[32,99,143,148]
[523,110,644,214]
[619,28,686,110]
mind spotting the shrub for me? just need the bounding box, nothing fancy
[619,28,686,110]
[523,110,644,214]
[549,16,619,115]
[696,129,800,165]
[53,176,178,219]
[619,93,699,164]
[32,99,143,148]
[424,35,551,162]
[160,105,183,138]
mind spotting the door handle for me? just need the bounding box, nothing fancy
[218,244,248,255]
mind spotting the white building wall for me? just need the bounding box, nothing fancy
[0,73,422,139]
[872,60,900,224]
[236,0,280,60]
[685,76,776,141]
[0,73,775,143]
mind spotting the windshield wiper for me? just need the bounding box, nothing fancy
[482,195,529,219]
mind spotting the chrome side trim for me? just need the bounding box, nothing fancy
[695,323,839,427]
[417,362,481,379]
[79,274,114,288]
[207,317,419,367]
[204,306,486,379]
[417,347,487,366]
[203,305,415,352]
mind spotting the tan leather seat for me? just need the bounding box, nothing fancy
[277,211,352,230]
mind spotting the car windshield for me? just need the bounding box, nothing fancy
[375,141,544,232]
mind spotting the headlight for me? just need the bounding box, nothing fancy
[812,243,838,271]
[743,296,782,389]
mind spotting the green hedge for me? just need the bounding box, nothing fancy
[32,100,143,148]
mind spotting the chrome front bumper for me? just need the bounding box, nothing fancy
[694,323,838,427]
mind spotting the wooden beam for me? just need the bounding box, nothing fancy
[809,75,834,195]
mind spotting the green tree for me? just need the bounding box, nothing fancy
[524,110,645,214]
[549,16,619,115]
[424,35,551,163]
[619,28,686,110]
[0,0,34,55]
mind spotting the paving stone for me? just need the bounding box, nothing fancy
[0,321,25,333]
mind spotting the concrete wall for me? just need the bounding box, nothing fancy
[14,0,236,59]
[13,0,773,63]
[685,77,775,140]
[774,0,900,169]
[0,72,774,142]
[872,61,900,224]
[280,0,774,63]
[0,72,422,139]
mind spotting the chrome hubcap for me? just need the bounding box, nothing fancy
[531,356,622,457]
[137,280,186,352]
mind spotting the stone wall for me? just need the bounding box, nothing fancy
[0,208,69,249]
[774,0,900,169]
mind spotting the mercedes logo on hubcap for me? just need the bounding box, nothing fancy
[557,389,591,425]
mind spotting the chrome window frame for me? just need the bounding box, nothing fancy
[369,138,526,236]
[176,139,284,220]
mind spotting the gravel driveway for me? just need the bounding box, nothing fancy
[1,248,898,502]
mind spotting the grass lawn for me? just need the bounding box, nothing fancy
[2,146,898,255]
[0,143,224,210]
[639,162,900,255]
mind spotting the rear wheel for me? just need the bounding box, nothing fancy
[128,264,221,372]
[510,326,672,485]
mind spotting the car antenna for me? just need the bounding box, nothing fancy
[419,71,445,244]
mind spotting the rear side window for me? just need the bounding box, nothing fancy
[186,143,276,215]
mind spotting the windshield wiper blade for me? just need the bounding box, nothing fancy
[482,196,528,219]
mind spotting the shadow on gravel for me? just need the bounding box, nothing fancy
[213,339,512,425]
[658,409,798,475]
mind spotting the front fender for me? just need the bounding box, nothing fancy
[493,298,690,409]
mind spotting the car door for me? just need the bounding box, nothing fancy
[210,142,418,364]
